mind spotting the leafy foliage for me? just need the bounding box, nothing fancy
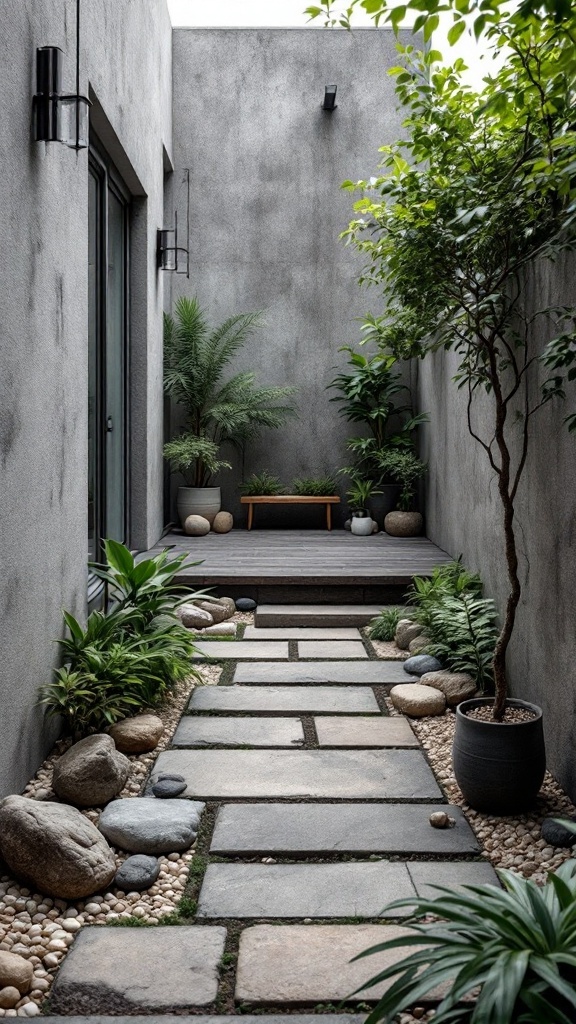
[239,471,284,496]
[350,859,576,1024]
[346,476,382,512]
[292,475,338,496]
[163,297,297,486]
[375,448,426,511]
[408,561,484,628]
[367,607,402,642]
[427,595,499,690]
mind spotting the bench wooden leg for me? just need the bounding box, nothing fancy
[247,503,254,530]
[326,503,332,531]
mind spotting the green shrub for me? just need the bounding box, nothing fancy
[408,560,484,630]
[292,475,338,496]
[351,859,576,1024]
[240,471,284,496]
[427,595,498,691]
[367,608,402,642]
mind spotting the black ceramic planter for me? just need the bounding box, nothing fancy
[453,697,546,815]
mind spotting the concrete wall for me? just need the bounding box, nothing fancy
[169,28,414,526]
[0,0,171,797]
[418,251,576,799]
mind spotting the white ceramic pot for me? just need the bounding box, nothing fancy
[351,515,374,536]
[176,486,221,527]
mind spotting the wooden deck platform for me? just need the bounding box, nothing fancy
[147,529,452,604]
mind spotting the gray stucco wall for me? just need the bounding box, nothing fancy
[418,251,576,799]
[0,0,171,797]
[168,28,414,526]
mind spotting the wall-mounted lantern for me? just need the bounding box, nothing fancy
[157,211,190,275]
[33,2,90,149]
[322,85,338,112]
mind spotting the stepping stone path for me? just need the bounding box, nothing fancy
[52,606,497,1016]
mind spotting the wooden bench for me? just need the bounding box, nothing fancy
[240,495,341,531]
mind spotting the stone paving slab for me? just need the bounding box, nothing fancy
[235,924,414,1003]
[188,685,380,714]
[408,859,500,897]
[210,803,478,855]
[198,862,416,918]
[49,926,227,1013]
[153,749,442,800]
[192,641,289,660]
[244,627,363,640]
[315,716,419,747]
[42,1017,365,1024]
[233,661,416,685]
[297,640,368,659]
[172,716,305,747]
[256,604,384,628]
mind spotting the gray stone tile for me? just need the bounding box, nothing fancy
[49,926,226,1013]
[244,626,363,640]
[233,661,416,685]
[192,641,289,660]
[172,716,305,748]
[210,803,479,856]
[152,749,442,800]
[408,859,500,898]
[256,604,384,628]
[297,640,368,659]
[42,1017,365,1024]
[188,685,380,714]
[315,716,419,747]
[235,924,414,1003]
[198,862,416,919]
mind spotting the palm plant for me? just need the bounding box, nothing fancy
[164,297,297,487]
[346,477,382,513]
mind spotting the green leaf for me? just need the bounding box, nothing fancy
[447,19,467,45]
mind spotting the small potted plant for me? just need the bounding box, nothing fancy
[376,449,426,537]
[345,477,380,535]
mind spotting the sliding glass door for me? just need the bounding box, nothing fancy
[88,144,129,566]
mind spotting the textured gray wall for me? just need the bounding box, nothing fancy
[418,251,576,799]
[0,0,171,797]
[169,28,414,526]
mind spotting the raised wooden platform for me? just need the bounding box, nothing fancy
[147,529,452,604]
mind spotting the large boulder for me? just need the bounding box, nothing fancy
[395,620,423,650]
[212,511,233,534]
[98,797,205,854]
[0,952,33,994]
[0,796,116,899]
[109,714,164,754]
[184,515,211,537]
[390,684,446,717]
[177,604,213,630]
[403,654,443,676]
[419,670,477,706]
[52,735,130,808]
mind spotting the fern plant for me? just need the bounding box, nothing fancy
[239,471,284,496]
[408,561,484,630]
[292,475,337,496]
[163,297,297,486]
[367,608,402,642]
[427,595,499,691]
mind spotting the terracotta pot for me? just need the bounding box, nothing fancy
[384,511,423,537]
[176,486,221,527]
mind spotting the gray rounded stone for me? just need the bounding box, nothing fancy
[156,773,186,783]
[236,598,257,611]
[390,684,446,718]
[344,519,351,531]
[178,603,214,630]
[109,714,164,754]
[197,600,232,625]
[395,620,423,651]
[184,514,211,536]
[420,670,477,706]
[98,797,205,854]
[408,634,430,655]
[403,654,443,677]
[541,817,576,848]
[152,779,188,798]
[114,855,160,892]
[52,734,130,808]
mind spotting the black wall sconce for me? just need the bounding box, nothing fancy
[157,172,190,275]
[322,85,338,111]
[33,1,90,149]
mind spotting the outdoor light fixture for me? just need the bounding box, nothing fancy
[322,85,338,111]
[33,1,90,149]
[157,211,190,275]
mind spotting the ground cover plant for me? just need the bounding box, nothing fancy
[163,297,296,487]
[367,607,402,641]
[240,471,284,495]
[292,475,338,495]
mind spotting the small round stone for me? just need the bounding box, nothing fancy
[114,856,160,893]
[404,654,443,677]
[184,515,210,537]
[541,817,576,848]
[155,774,186,784]
[151,779,187,799]
[0,954,33,995]
[429,812,449,829]
[212,511,233,534]
[235,598,256,611]
[0,991,20,1011]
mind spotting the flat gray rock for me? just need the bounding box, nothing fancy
[98,797,205,854]
[210,803,478,855]
[297,640,368,659]
[193,641,289,660]
[408,860,500,898]
[198,862,416,918]
[152,749,441,800]
[244,627,362,640]
[255,604,383,628]
[42,1017,365,1024]
[233,661,416,685]
[189,685,380,714]
[235,924,414,1003]
[49,926,226,1012]
[314,716,419,747]
[113,855,159,892]
[172,717,305,748]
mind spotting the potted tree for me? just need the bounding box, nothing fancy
[336,12,576,810]
[163,297,296,527]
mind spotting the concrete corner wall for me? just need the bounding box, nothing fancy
[418,250,576,799]
[169,28,413,525]
[0,0,171,797]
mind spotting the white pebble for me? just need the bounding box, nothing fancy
[20,1006,40,1018]
[61,920,81,933]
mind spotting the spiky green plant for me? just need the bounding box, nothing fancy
[351,860,576,1024]
[163,297,297,486]
[367,608,402,642]
[292,475,338,496]
[239,471,284,496]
